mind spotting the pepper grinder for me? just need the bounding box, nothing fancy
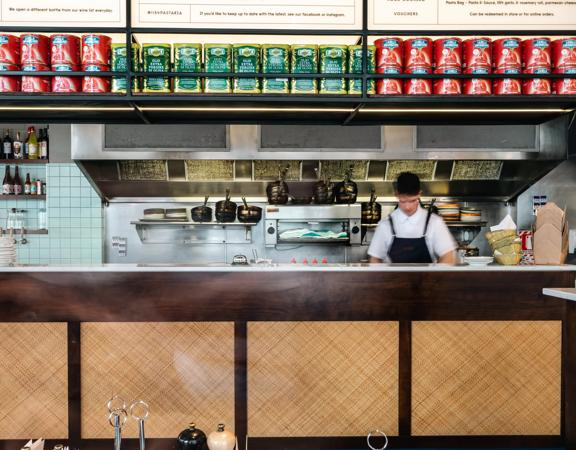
[207,424,236,450]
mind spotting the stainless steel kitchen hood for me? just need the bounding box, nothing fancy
[72,118,568,203]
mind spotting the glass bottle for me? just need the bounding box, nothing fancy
[26,127,38,160]
[2,129,12,159]
[30,178,37,195]
[13,131,23,159]
[2,166,12,195]
[39,128,48,160]
[24,173,31,195]
[12,166,22,195]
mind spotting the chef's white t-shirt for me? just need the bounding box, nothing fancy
[367,206,457,262]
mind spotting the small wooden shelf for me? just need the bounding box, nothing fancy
[0,195,46,200]
[0,160,49,165]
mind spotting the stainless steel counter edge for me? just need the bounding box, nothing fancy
[0,264,575,272]
[543,287,576,301]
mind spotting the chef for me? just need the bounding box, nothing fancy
[368,172,457,264]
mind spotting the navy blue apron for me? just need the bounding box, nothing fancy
[387,208,433,264]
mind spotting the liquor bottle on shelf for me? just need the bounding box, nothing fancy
[2,166,12,195]
[24,173,31,195]
[39,128,49,160]
[30,178,37,195]
[35,179,41,195]
[12,166,22,195]
[26,127,38,160]
[13,131,23,160]
[2,129,12,159]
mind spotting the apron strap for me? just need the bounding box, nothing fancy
[423,206,433,236]
[389,215,397,237]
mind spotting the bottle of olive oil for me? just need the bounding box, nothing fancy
[26,126,38,160]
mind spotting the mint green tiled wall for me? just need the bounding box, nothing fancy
[14,163,103,265]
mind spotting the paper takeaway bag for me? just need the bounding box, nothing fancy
[533,203,568,265]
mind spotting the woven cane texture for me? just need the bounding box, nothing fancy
[247,322,399,437]
[0,323,68,439]
[412,321,561,436]
[81,322,235,438]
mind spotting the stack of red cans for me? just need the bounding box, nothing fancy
[0,34,20,92]
[81,34,112,93]
[552,38,576,94]
[374,37,403,94]
[51,34,81,93]
[434,38,462,94]
[20,34,51,93]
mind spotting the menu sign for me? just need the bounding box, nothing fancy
[369,0,576,30]
[133,0,362,29]
[0,0,125,27]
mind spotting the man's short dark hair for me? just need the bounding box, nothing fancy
[395,172,421,195]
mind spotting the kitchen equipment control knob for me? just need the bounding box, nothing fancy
[351,226,360,234]
[267,227,275,235]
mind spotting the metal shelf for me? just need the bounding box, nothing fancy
[0,195,46,200]
[445,221,487,227]
[0,160,49,165]
[0,229,48,235]
[131,220,259,226]
[277,237,350,244]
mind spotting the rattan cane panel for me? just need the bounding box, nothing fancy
[0,323,68,439]
[81,322,234,438]
[248,322,398,437]
[412,321,561,436]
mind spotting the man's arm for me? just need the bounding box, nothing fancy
[369,255,384,263]
[438,249,456,265]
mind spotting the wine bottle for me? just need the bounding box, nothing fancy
[24,173,31,195]
[26,126,38,160]
[2,166,13,195]
[2,129,13,159]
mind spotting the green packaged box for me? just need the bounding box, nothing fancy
[348,45,375,95]
[111,43,140,93]
[262,44,290,93]
[291,45,317,94]
[233,44,260,93]
[174,43,202,93]
[142,43,171,93]
[319,45,347,95]
[204,44,232,93]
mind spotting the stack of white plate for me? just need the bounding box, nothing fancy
[0,236,16,266]
[436,203,461,221]
[460,207,482,223]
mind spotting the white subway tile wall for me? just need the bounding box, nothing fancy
[10,163,103,265]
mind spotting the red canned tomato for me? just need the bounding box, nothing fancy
[522,78,551,95]
[463,38,492,74]
[83,76,111,93]
[433,78,461,95]
[463,78,492,95]
[52,64,80,72]
[375,37,403,74]
[404,37,433,74]
[0,34,20,65]
[0,63,19,71]
[375,78,402,94]
[552,38,576,73]
[404,79,432,95]
[82,63,109,72]
[82,34,111,66]
[52,76,81,93]
[22,64,50,72]
[493,38,521,74]
[21,76,51,93]
[51,34,80,66]
[553,78,576,94]
[0,76,20,92]
[20,34,50,66]
[493,78,521,95]
[434,38,462,74]
[522,38,551,74]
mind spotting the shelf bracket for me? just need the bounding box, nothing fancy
[343,103,364,126]
[130,102,151,124]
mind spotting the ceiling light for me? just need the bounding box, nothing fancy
[361,108,571,113]
[0,106,134,111]
[139,106,353,113]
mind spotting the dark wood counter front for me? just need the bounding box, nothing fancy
[0,269,574,450]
